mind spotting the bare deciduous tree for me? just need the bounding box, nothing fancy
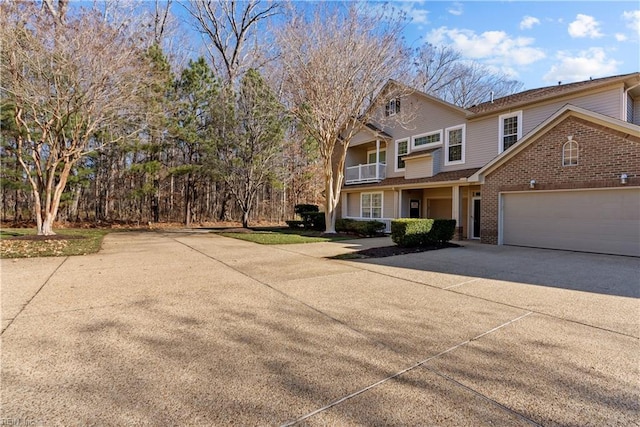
[412,43,524,108]
[0,2,151,234]
[183,0,280,84]
[220,69,287,228]
[277,2,411,233]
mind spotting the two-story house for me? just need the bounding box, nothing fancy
[340,72,640,256]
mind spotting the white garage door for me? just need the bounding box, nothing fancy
[501,188,640,256]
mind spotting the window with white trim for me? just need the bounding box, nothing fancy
[499,111,522,153]
[361,192,383,219]
[562,138,578,166]
[367,149,386,164]
[411,130,442,150]
[445,124,465,165]
[395,139,408,171]
[385,98,401,116]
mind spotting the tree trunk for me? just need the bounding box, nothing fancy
[39,213,56,235]
[242,209,249,228]
[184,174,192,227]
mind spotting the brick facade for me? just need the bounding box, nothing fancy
[480,116,640,244]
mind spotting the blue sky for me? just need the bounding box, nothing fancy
[390,0,640,90]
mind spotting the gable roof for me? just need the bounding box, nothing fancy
[468,72,640,116]
[375,79,470,116]
[364,123,392,139]
[470,104,640,182]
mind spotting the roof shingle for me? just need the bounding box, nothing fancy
[468,73,639,115]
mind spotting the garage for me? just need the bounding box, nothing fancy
[501,188,640,256]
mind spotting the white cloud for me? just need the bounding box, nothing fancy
[387,1,429,24]
[622,10,640,36]
[568,14,603,38]
[448,2,463,16]
[364,1,429,25]
[426,27,546,67]
[520,16,540,30]
[615,33,628,41]
[543,48,620,83]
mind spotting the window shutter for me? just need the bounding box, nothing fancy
[396,97,400,113]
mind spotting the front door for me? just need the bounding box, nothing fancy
[410,199,420,218]
[471,197,481,239]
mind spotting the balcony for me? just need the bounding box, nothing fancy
[345,162,386,185]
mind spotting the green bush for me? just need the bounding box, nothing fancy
[391,219,434,247]
[355,220,386,237]
[294,204,319,215]
[300,211,326,231]
[430,219,457,244]
[391,218,456,247]
[336,218,385,237]
[285,220,304,229]
[335,218,357,233]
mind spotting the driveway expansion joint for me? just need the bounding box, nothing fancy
[1,256,68,335]
[281,312,538,426]
[174,235,541,426]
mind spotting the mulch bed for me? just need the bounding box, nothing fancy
[332,242,460,259]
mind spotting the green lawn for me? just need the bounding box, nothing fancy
[0,228,109,258]
[219,228,354,245]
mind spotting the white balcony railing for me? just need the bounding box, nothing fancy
[345,162,386,185]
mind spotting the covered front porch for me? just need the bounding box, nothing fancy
[341,183,482,239]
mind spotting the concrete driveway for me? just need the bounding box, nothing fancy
[1,232,638,426]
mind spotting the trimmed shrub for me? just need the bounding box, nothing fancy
[335,218,357,233]
[285,220,304,229]
[391,219,434,247]
[300,211,326,231]
[355,220,386,237]
[391,218,456,247]
[294,204,319,215]
[429,219,457,244]
[336,218,385,237]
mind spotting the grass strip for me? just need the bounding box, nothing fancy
[219,231,351,245]
[0,228,109,258]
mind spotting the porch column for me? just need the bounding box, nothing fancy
[375,138,380,180]
[398,189,403,218]
[451,185,462,240]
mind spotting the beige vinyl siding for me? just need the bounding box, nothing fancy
[371,92,467,178]
[383,190,395,218]
[349,131,374,146]
[464,119,499,168]
[405,156,433,179]
[346,146,367,168]
[424,187,452,198]
[427,199,452,219]
[346,193,360,217]
[521,87,622,135]
[345,190,394,218]
[632,97,640,125]
[432,149,442,175]
[465,86,626,168]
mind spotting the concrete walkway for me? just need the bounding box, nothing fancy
[1,232,638,426]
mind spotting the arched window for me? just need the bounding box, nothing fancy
[563,138,578,166]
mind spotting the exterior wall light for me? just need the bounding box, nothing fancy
[529,179,536,189]
[620,174,628,185]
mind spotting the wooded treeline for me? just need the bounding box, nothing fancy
[0,0,522,233]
